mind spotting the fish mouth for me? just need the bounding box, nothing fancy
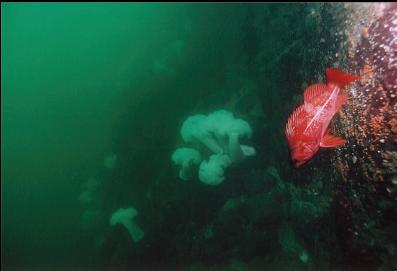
[294,160,307,168]
[291,155,308,167]
[292,148,314,167]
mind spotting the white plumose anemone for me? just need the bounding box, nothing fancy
[199,154,232,185]
[110,207,144,243]
[172,148,202,180]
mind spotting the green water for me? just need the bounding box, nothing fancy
[3,3,394,271]
[2,3,254,270]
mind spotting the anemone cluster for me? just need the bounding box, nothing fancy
[172,110,256,185]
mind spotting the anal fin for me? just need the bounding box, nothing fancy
[320,134,346,148]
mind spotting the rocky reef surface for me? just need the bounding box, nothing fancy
[334,4,397,269]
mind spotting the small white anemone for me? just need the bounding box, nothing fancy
[181,114,224,154]
[172,147,202,180]
[110,207,144,243]
[229,132,256,162]
[199,154,232,185]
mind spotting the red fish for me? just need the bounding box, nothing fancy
[285,68,359,167]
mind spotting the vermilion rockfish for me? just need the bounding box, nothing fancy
[285,68,359,167]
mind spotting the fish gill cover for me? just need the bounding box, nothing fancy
[1,3,396,271]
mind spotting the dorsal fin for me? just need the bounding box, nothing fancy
[285,105,306,137]
[304,84,330,104]
[326,68,360,89]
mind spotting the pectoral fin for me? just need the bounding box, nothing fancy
[320,134,346,148]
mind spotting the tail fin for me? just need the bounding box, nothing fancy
[326,68,359,89]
